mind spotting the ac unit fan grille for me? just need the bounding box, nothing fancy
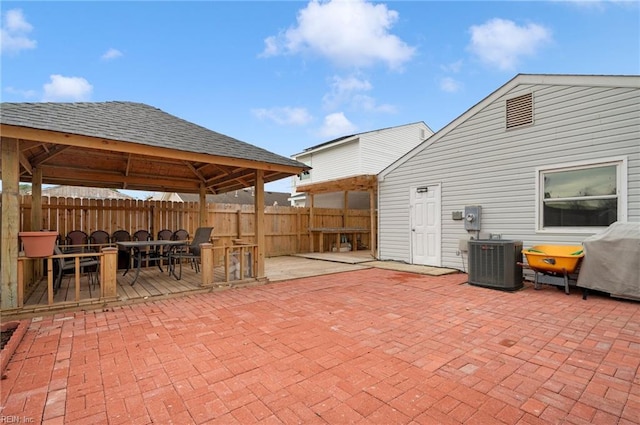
[468,240,523,291]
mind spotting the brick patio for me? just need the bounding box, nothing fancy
[1,268,638,424]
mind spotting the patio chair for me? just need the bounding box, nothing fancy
[53,245,100,291]
[133,229,164,272]
[111,230,132,270]
[157,229,173,241]
[155,229,174,265]
[172,229,189,242]
[65,230,89,254]
[169,227,213,280]
[89,230,111,252]
[170,228,190,262]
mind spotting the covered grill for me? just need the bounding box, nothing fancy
[577,222,640,300]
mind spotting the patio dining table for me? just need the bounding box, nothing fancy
[116,240,187,285]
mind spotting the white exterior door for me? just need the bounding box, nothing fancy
[410,184,441,266]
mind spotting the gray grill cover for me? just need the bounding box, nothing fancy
[577,222,640,299]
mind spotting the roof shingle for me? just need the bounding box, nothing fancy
[0,101,304,169]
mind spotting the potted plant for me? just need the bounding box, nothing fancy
[18,230,58,258]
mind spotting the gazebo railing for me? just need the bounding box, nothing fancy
[13,244,259,313]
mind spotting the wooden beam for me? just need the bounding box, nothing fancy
[255,170,265,278]
[185,161,208,185]
[205,167,253,187]
[31,167,43,278]
[296,174,377,194]
[19,149,33,175]
[343,191,348,227]
[123,154,132,188]
[1,125,305,175]
[1,138,20,309]
[25,143,72,168]
[369,188,376,257]
[199,184,207,228]
[37,164,203,190]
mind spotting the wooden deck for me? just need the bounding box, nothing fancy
[23,264,238,310]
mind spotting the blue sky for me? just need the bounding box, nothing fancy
[2,0,639,197]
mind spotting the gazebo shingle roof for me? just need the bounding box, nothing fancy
[0,101,308,194]
[0,101,301,168]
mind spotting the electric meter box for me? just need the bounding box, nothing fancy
[464,206,482,231]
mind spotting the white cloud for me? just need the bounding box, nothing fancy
[352,94,397,113]
[5,86,37,99]
[440,77,463,93]
[261,0,415,70]
[42,75,93,101]
[468,18,552,71]
[101,48,123,60]
[1,9,36,54]
[318,112,357,138]
[252,106,313,126]
[322,74,396,113]
[322,75,372,109]
[441,60,463,73]
[557,0,616,10]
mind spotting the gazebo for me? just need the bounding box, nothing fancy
[0,101,308,310]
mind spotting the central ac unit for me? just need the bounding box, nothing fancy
[468,240,523,291]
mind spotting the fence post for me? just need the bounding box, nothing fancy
[101,247,118,300]
[17,258,25,308]
[200,243,213,286]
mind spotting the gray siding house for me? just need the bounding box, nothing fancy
[377,74,640,271]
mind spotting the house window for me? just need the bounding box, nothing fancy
[506,93,533,129]
[538,159,626,231]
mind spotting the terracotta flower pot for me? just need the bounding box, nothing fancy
[18,231,58,258]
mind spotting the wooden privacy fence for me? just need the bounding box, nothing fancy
[17,196,375,256]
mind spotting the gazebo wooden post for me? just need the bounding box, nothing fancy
[254,170,266,278]
[369,187,376,257]
[200,243,214,286]
[199,184,207,228]
[308,193,315,252]
[100,247,118,300]
[28,167,44,282]
[1,138,20,309]
[343,191,349,227]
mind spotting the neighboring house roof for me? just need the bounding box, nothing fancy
[35,185,134,200]
[380,74,640,179]
[154,189,291,206]
[292,121,431,156]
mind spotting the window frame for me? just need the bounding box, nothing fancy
[535,157,627,234]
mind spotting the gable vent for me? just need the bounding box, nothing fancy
[506,93,533,129]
